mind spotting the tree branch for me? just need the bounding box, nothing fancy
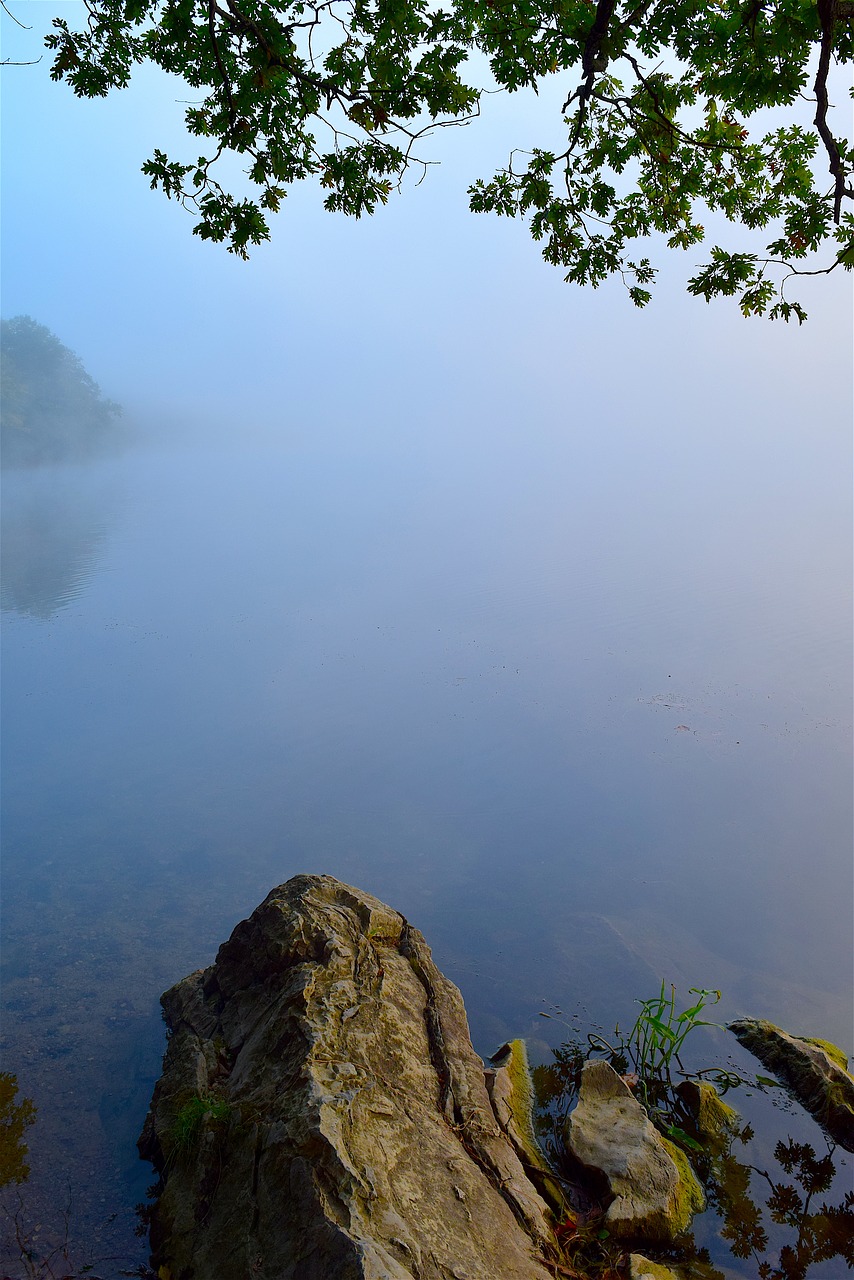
[564,0,618,148]
[0,0,30,29]
[814,0,853,222]
[208,0,237,124]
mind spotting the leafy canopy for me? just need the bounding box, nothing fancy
[46,0,854,318]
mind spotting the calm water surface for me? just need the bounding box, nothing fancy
[2,416,851,1275]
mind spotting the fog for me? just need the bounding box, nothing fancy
[1,2,852,1276]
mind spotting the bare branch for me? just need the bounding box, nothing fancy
[0,0,31,30]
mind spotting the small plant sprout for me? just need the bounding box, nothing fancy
[166,1093,233,1165]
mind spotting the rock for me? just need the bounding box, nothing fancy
[485,1039,567,1216]
[627,1255,684,1280]
[729,1018,854,1151]
[675,1080,740,1156]
[138,875,557,1280]
[563,1060,704,1243]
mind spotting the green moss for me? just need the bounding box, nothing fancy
[660,1136,706,1232]
[628,1256,684,1280]
[497,1039,568,1216]
[678,1080,740,1157]
[502,1041,537,1152]
[823,1078,854,1120]
[799,1037,851,1074]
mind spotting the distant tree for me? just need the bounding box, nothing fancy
[44,0,853,318]
[1,316,121,468]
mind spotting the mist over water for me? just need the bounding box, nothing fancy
[2,390,851,1270]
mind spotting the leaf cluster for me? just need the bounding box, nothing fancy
[44,0,853,314]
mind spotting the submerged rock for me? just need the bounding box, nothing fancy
[729,1018,854,1151]
[138,875,557,1280]
[563,1060,704,1243]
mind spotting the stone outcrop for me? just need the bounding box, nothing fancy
[563,1060,704,1243]
[138,875,557,1280]
[729,1018,854,1152]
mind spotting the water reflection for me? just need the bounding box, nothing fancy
[0,1073,35,1188]
[0,469,116,619]
[1,434,849,1279]
[705,1136,854,1279]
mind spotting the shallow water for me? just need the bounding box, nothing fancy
[1,417,851,1276]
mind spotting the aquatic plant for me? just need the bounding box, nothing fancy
[610,982,722,1109]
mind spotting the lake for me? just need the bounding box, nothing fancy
[1,408,851,1276]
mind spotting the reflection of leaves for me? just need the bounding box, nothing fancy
[0,1073,36,1188]
[816,1194,854,1266]
[718,1154,769,1257]
[767,1182,803,1225]
[774,1140,835,1196]
[531,1040,585,1150]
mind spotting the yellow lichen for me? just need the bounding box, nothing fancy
[799,1037,852,1075]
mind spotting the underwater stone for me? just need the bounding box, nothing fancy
[563,1059,704,1243]
[138,875,556,1280]
[729,1018,854,1152]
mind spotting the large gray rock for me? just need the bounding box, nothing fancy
[563,1060,704,1243]
[138,875,557,1280]
[729,1018,854,1151]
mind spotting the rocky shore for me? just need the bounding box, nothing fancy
[138,875,854,1280]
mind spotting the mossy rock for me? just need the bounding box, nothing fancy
[729,1018,854,1151]
[675,1080,740,1157]
[564,1060,705,1243]
[659,1135,706,1231]
[487,1039,568,1216]
[800,1037,850,1072]
[628,1256,684,1280]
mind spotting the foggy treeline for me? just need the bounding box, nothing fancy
[1,316,126,469]
[1,316,125,618]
